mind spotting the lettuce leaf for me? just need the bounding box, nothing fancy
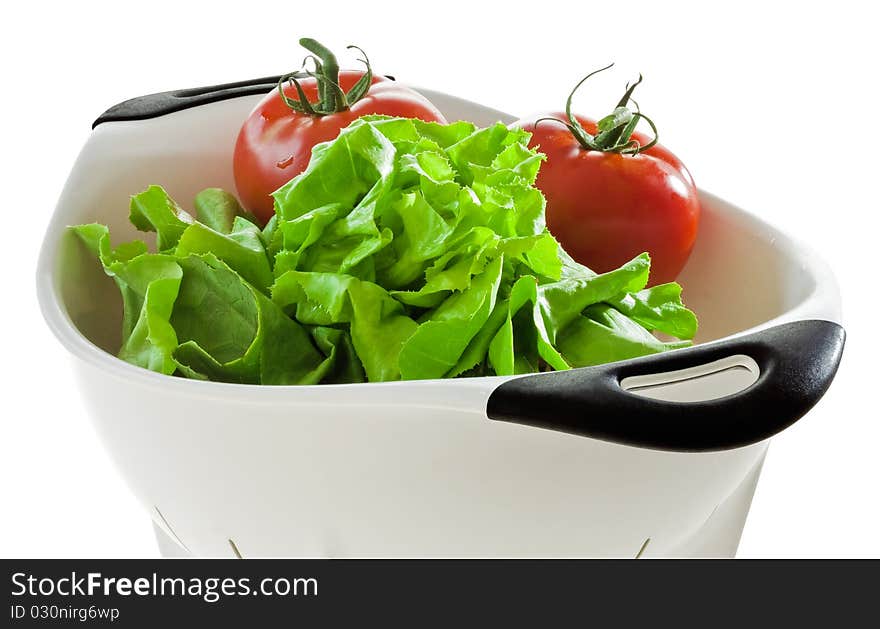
[129,185,191,251]
[72,116,697,384]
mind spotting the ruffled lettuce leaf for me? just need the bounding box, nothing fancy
[194,188,259,234]
[129,185,192,251]
[557,305,691,368]
[71,223,181,374]
[175,220,273,294]
[72,224,329,385]
[72,115,697,384]
[170,254,329,385]
[397,255,504,380]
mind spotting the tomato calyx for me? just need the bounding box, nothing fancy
[276,38,374,116]
[536,64,659,155]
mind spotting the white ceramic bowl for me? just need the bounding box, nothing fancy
[36,80,844,557]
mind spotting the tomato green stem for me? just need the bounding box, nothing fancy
[277,38,374,116]
[615,74,643,108]
[545,65,659,155]
[299,38,342,111]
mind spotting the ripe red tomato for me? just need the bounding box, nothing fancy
[234,41,446,223]
[512,72,700,286]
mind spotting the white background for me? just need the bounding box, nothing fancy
[1,0,877,558]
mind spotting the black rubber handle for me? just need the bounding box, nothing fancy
[486,319,845,452]
[92,76,282,128]
[92,73,397,128]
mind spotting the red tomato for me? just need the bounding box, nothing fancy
[234,70,446,223]
[513,108,700,286]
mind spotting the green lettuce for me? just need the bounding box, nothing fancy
[71,115,696,384]
[72,188,327,384]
